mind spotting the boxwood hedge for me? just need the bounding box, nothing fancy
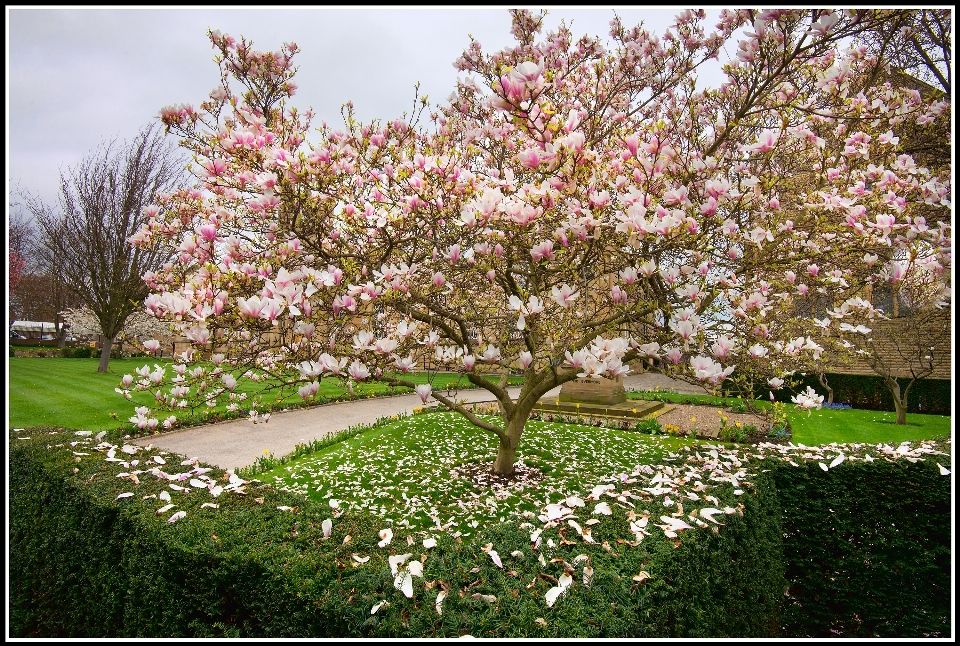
[9,426,951,638]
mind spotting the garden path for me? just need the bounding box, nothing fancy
[131,373,706,470]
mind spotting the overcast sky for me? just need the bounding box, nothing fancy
[8,6,726,213]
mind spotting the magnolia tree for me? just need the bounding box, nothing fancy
[125,9,950,475]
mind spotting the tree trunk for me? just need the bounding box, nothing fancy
[885,377,908,425]
[493,436,518,476]
[98,337,113,373]
[893,396,908,425]
[818,372,834,406]
[492,408,529,476]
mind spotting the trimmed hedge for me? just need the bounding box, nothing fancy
[11,426,783,638]
[10,427,951,638]
[771,458,951,637]
[59,346,95,358]
[771,372,951,416]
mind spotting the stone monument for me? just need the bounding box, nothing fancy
[557,375,627,405]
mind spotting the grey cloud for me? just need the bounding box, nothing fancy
[8,7,694,210]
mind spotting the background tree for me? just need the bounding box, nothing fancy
[830,269,951,425]
[8,205,84,340]
[857,9,950,97]
[126,10,949,475]
[8,207,33,313]
[59,305,176,350]
[19,123,188,371]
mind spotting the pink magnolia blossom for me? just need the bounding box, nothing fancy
[791,386,824,412]
[347,360,370,381]
[663,347,683,365]
[530,240,554,262]
[710,335,737,360]
[518,351,533,369]
[550,283,579,308]
[415,384,432,404]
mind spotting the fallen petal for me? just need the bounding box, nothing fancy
[545,585,565,607]
[593,501,612,515]
[394,572,414,598]
[389,553,413,576]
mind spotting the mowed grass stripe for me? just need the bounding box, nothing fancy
[8,358,154,431]
[788,407,951,446]
[8,357,522,432]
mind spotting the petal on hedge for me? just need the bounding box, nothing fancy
[545,585,565,607]
[394,572,414,598]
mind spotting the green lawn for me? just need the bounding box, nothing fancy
[787,407,952,446]
[261,411,698,537]
[7,357,520,432]
[627,389,952,446]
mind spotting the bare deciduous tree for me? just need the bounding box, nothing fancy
[19,123,188,371]
[859,307,951,425]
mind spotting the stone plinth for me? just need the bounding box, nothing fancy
[558,376,627,405]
